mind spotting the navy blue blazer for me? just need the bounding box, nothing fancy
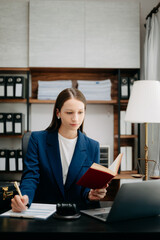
[20,130,100,209]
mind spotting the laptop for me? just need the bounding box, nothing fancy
[81,180,160,222]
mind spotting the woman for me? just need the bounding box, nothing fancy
[11,88,107,212]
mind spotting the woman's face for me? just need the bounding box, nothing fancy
[57,98,85,132]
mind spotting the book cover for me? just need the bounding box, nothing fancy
[76,153,123,189]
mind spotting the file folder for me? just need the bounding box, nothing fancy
[120,77,129,99]
[120,146,132,171]
[0,113,6,135]
[0,77,5,98]
[16,150,23,171]
[5,113,13,135]
[8,150,17,171]
[6,77,15,98]
[0,150,7,171]
[13,113,24,135]
[15,77,25,98]
[129,77,135,97]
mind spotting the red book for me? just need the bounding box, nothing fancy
[76,153,123,189]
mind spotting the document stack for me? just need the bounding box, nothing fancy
[77,79,111,101]
[37,80,72,100]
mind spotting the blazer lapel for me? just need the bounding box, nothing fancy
[46,131,64,197]
[65,131,87,191]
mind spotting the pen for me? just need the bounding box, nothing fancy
[14,181,22,198]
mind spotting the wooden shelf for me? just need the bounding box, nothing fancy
[29,98,117,104]
[114,134,138,139]
[87,100,117,104]
[30,67,118,100]
[120,135,138,139]
[120,99,129,105]
[0,67,30,73]
[0,99,27,103]
[29,99,56,104]
[0,134,23,138]
[114,170,140,180]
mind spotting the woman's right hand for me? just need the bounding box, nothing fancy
[11,194,29,212]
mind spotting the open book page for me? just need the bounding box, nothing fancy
[76,154,123,189]
[108,153,123,173]
[0,203,56,219]
[91,163,115,176]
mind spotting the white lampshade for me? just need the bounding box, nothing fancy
[125,80,160,123]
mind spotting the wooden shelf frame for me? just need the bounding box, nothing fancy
[0,99,27,103]
[0,67,140,198]
[0,68,30,73]
[29,98,117,104]
[30,67,118,101]
[0,134,23,138]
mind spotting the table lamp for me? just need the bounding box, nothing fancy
[124,80,160,180]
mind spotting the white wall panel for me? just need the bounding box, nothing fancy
[29,0,85,67]
[0,0,28,67]
[85,0,140,68]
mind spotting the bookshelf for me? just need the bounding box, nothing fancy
[0,68,30,181]
[29,67,140,172]
[0,67,140,199]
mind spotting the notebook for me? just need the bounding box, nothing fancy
[0,203,56,220]
[81,180,160,222]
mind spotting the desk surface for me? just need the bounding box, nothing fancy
[1,210,160,240]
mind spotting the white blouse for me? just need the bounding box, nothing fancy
[58,133,77,184]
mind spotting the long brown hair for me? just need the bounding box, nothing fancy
[46,88,86,132]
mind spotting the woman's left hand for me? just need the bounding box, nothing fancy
[88,184,108,201]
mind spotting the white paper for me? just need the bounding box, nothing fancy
[0,122,4,133]
[126,147,132,170]
[7,86,14,97]
[120,111,126,135]
[6,122,13,132]
[14,122,21,133]
[121,85,128,97]
[15,84,22,97]
[120,147,126,171]
[0,86,5,97]
[0,157,6,171]
[0,203,56,219]
[126,121,132,135]
[120,146,132,171]
[18,158,23,171]
[9,158,16,171]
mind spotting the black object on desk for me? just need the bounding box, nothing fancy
[53,203,81,220]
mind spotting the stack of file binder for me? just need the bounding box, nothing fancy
[77,79,111,100]
[37,80,72,100]
[0,76,25,99]
[0,149,23,172]
[0,113,24,135]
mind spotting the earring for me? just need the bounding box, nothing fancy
[57,116,60,119]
